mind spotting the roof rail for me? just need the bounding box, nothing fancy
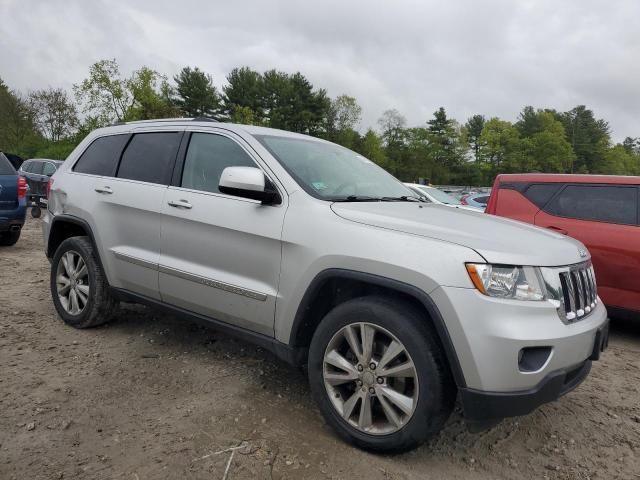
[109,117,220,127]
[191,117,217,122]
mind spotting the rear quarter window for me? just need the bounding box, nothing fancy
[545,184,638,225]
[73,134,130,177]
[523,183,562,208]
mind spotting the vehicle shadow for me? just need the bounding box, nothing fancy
[609,313,640,342]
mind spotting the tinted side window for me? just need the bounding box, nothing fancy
[117,132,181,184]
[523,183,561,208]
[43,162,57,176]
[546,185,638,225]
[181,133,256,194]
[74,135,129,177]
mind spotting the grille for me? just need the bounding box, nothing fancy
[558,264,598,322]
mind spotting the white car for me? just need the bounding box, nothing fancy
[405,183,483,211]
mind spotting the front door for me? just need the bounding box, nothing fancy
[158,130,286,336]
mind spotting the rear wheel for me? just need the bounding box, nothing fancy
[0,229,21,246]
[50,236,118,328]
[308,296,455,453]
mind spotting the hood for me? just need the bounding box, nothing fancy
[331,202,588,267]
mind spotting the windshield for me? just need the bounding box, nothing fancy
[256,135,415,201]
[419,186,460,205]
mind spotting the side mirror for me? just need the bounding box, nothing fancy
[219,166,281,205]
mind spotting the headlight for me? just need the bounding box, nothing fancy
[465,264,545,301]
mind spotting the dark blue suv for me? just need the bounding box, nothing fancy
[0,152,27,246]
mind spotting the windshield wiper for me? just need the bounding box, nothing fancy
[379,196,423,202]
[330,195,424,202]
[331,195,381,202]
[331,195,425,203]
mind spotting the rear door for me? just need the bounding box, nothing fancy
[92,128,184,300]
[158,129,286,336]
[534,184,640,310]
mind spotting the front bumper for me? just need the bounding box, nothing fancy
[462,317,608,428]
[461,360,592,430]
[432,285,609,427]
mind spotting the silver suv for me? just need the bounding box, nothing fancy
[43,120,609,452]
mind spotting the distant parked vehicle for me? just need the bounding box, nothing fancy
[486,173,640,318]
[0,152,27,246]
[404,183,483,211]
[19,158,63,217]
[461,192,490,210]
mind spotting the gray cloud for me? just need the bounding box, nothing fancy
[1,0,638,140]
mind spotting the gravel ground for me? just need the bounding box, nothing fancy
[1,218,640,480]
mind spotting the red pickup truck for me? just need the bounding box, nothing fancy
[486,174,640,318]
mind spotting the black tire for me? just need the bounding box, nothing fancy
[308,296,456,453]
[50,236,118,328]
[0,230,21,246]
[31,206,42,218]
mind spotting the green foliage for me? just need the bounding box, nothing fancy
[230,105,258,125]
[32,139,78,160]
[126,67,178,121]
[596,145,639,175]
[222,67,264,121]
[479,118,524,173]
[558,105,610,173]
[73,59,133,125]
[0,77,41,155]
[172,66,220,118]
[327,95,362,135]
[356,129,386,167]
[525,112,574,172]
[464,114,485,162]
[29,88,78,142]
[3,61,639,183]
[74,59,176,125]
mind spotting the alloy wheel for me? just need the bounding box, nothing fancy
[323,322,419,435]
[56,250,90,315]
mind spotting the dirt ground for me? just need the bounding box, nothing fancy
[1,218,640,480]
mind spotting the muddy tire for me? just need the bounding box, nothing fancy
[50,236,118,328]
[308,296,455,453]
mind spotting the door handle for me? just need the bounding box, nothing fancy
[168,199,193,209]
[94,186,113,194]
[547,225,568,235]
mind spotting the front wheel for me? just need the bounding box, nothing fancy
[308,297,455,453]
[50,236,118,328]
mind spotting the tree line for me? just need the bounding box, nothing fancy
[1,58,638,185]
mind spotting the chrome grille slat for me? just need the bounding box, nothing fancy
[587,267,597,307]
[556,262,597,323]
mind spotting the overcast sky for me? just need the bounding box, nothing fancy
[1,0,639,140]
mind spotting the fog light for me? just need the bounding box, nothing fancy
[518,347,552,373]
